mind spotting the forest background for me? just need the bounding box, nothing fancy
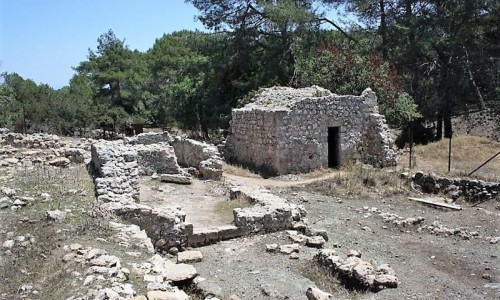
[1,0,498,142]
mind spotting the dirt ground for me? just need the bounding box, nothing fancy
[141,177,237,230]
[188,173,500,300]
[1,135,499,300]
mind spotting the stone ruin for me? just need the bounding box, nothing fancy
[412,171,500,201]
[225,86,398,175]
[90,132,307,251]
[0,132,90,167]
[314,249,399,292]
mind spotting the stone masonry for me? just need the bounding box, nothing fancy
[225,86,398,175]
[89,133,306,250]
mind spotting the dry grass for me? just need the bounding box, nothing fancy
[214,196,253,223]
[0,164,113,299]
[290,167,334,180]
[302,163,410,198]
[222,162,262,178]
[402,135,500,181]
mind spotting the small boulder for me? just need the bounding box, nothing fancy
[147,290,189,300]
[347,250,362,258]
[177,250,203,263]
[279,244,300,255]
[266,244,279,252]
[46,210,67,223]
[2,240,15,249]
[160,174,192,185]
[306,287,334,300]
[48,157,71,167]
[164,260,198,282]
[306,236,326,248]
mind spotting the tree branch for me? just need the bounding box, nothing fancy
[317,18,359,44]
[463,46,486,110]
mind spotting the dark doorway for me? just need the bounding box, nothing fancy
[328,127,341,168]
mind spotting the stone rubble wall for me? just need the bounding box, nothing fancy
[229,184,307,234]
[1,133,64,148]
[314,249,399,291]
[360,112,399,167]
[225,109,285,174]
[171,137,223,180]
[91,140,140,203]
[1,133,91,166]
[226,86,398,175]
[413,171,500,200]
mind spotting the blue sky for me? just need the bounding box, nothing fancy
[0,0,205,88]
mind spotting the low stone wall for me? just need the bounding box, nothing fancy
[230,185,307,234]
[1,133,64,148]
[91,140,189,249]
[186,184,307,247]
[100,202,190,250]
[413,171,500,200]
[90,135,303,250]
[171,137,223,180]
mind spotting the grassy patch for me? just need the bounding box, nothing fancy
[302,164,410,198]
[402,135,500,181]
[0,164,114,299]
[222,162,261,178]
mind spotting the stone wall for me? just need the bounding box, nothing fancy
[134,143,182,176]
[91,140,189,249]
[171,137,223,180]
[91,140,140,203]
[226,86,398,175]
[413,171,500,201]
[225,109,285,174]
[186,183,307,247]
[2,133,64,149]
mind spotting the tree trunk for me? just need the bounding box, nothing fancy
[436,113,443,141]
[379,0,388,59]
[444,111,452,138]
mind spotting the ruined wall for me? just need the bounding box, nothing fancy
[226,86,398,175]
[91,140,140,203]
[171,137,223,180]
[134,143,182,176]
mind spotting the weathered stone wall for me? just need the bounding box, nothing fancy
[171,137,223,180]
[91,140,140,203]
[413,171,500,201]
[229,184,307,234]
[225,109,285,174]
[226,86,398,175]
[91,140,189,249]
[134,143,182,176]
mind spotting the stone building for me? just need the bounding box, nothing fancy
[225,86,398,175]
